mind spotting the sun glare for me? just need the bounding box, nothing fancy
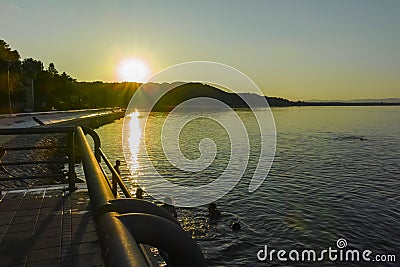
[118,58,150,82]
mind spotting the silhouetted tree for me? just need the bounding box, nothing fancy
[47,62,58,76]
[0,39,23,113]
[22,58,44,77]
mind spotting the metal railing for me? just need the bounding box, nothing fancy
[74,126,206,267]
[0,126,206,267]
[98,147,132,198]
[0,127,77,191]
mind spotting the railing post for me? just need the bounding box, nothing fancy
[99,148,132,198]
[94,143,101,163]
[68,132,77,192]
[112,172,118,198]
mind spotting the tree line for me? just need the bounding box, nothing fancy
[1,39,299,114]
[0,39,140,114]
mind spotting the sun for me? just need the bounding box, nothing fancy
[117,58,150,82]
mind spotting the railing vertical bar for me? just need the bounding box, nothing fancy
[68,132,77,192]
[100,163,113,191]
[99,148,132,198]
[112,172,118,198]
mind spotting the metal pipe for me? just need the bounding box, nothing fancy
[99,148,132,198]
[96,212,150,267]
[119,213,207,267]
[0,174,65,181]
[3,145,67,150]
[112,171,118,198]
[0,127,74,135]
[82,126,101,161]
[74,126,115,218]
[68,132,77,192]
[1,160,68,165]
[110,199,178,224]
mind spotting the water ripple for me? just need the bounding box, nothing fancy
[90,107,399,266]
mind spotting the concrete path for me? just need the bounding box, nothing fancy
[0,109,120,129]
[0,184,104,267]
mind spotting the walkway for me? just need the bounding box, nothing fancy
[0,184,104,267]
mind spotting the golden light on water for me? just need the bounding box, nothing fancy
[127,109,142,174]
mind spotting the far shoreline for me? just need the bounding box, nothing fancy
[293,102,400,107]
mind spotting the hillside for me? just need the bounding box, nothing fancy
[147,82,295,111]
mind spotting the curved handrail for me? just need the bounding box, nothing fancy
[119,213,207,267]
[81,126,101,161]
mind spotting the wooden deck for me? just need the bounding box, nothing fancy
[0,184,104,267]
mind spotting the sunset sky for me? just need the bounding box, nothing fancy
[1,0,399,100]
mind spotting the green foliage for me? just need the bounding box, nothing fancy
[0,39,140,113]
[0,40,22,113]
[22,58,44,77]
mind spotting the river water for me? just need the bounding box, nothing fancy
[90,106,399,266]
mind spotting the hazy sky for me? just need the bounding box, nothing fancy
[1,0,399,100]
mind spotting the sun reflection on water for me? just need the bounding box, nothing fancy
[126,109,142,182]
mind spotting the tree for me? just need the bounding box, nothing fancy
[0,39,22,113]
[47,62,58,76]
[21,58,45,111]
[0,40,20,63]
[0,39,144,113]
[22,58,44,78]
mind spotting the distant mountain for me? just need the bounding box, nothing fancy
[305,98,400,103]
[137,82,297,110]
[135,83,400,110]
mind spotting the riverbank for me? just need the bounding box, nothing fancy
[49,109,124,128]
[0,108,124,129]
[0,109,125,189]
